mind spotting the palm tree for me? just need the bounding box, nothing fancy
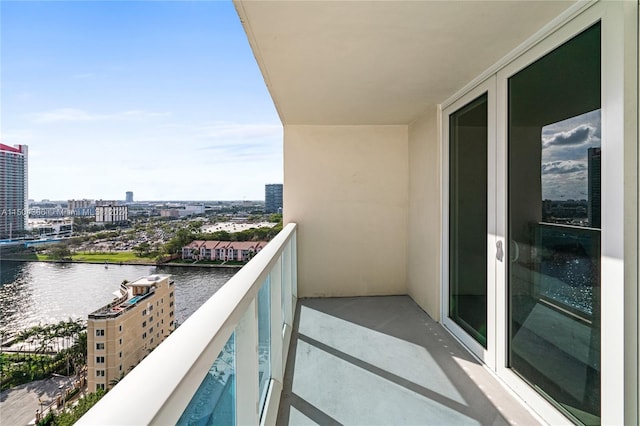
[109,372,125,388]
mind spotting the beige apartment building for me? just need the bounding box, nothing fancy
[87,274,175,392]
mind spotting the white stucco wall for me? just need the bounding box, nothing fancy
[407,106,441,320]
[283,125,408,297]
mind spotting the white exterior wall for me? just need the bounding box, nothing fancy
[283,125,408,297]
[407,106,441,320]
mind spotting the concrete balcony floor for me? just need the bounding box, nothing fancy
[277,296,540,425]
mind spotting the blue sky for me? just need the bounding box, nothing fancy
[1,0,282,201]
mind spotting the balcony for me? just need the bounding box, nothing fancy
[79,223,538,425]
[277,296,538,425]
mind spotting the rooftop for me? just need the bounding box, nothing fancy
[88,274,171,319]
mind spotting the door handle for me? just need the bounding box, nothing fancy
[496,240,504,262]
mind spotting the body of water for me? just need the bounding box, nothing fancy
[0,260,237,336]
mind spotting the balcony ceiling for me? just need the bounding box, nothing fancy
[235,0,576,125]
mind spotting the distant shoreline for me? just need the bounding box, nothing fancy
[0,258,244,269]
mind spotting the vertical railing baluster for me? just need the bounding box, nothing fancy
[291,233,298,300]
[235,299,259,425]
[269,255,283,388]
[283,241,293,328]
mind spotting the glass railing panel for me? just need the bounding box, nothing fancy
[257,275,271,413]
[177,332,236,426]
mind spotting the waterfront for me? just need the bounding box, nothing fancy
[0,260,236,336]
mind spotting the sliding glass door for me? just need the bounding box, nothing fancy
[506,23,601,425]
[443,3,627,422]
[449,94,488,347]
[444,80,495,367]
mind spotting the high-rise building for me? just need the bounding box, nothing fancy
[265,184,283,214]
[126,191,134,204]
[0,144,28,239]
[87,275,175,392]
[95,200,119,207]
[67,199,95,217]
[68,199,93,210]
[96,205,128,223]
[588,147,601,228]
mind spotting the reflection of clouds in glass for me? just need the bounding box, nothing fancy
[542,124,593,148]
[541,109,600,200]
[541,109,601,141]
[542,160,586,175]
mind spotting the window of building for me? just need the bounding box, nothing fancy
[97,384,105,391]
[119,338,122,345]
[142,309,147,316]
[149,327,154,333]
[149,315,153,322]
[96,356,105,364]
[169,301,174,307]
[96,329,105,337]
[96,370,105,377]
[96,343,105,350]
[169,292,174,298]
[169,311,174,317]
[142,332,147,339]
[142,321,147,328]
[150,338,154,344]
[149,305,153,312]
[119,365,122,371]
[119,351,122,358]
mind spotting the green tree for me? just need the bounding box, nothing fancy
[48,244,72,261]
[268,213,283,223]
[188,220,204,232]
[133,242,151,257]
[164,228,195,254]
[53,389,106,426]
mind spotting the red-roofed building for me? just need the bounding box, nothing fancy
[181,240,268,262]
[181,240,205,260]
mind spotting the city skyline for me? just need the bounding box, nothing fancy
[1,1,282,201]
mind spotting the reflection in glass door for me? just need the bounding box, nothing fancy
[449,94,488,348]
[507,23,601,425]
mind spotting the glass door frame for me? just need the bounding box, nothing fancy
[441,77,496,371]
[494,2,626,424]
[440,1,630,424]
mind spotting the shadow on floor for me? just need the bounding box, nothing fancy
[276,296,540,426]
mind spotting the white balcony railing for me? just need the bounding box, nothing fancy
[78,223,297,425]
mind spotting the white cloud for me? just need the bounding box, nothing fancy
[29,108,171,123]
[541,160,587,175]
[0,130,33,142]
[196,123,282,141]
[542,124,594,148]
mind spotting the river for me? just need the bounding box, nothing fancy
[0,260,237,336]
